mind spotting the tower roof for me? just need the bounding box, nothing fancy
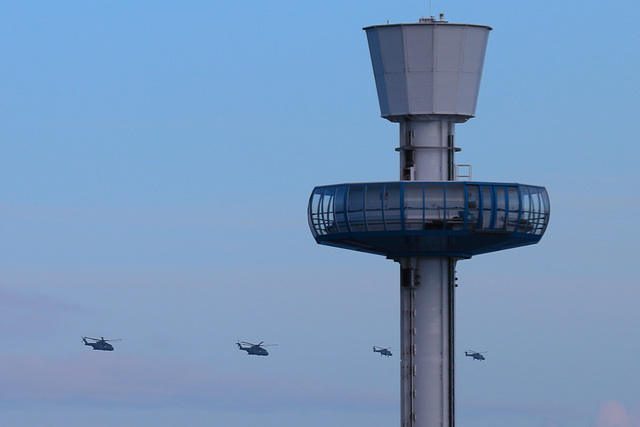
[364,21,492,122]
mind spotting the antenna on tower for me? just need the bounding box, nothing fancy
[429,0,432,18]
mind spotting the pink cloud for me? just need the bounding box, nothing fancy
[597,401,640,427]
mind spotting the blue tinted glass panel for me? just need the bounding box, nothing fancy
[520,187,533,233]
[481,186,493,230]
[494,186,506,230]
[347,186,366,231]
[540,188,551,234]
[404,183,424,230]
[334,185,348,233]
[531,187,546,235]
[506,186,519,232]
[424,184,444,230]
[384,183,402,230]
[366,184,385,231]
[310,190,323,235]
[466,185,480,230]
[322,187,336,233]
[445,184,465,230]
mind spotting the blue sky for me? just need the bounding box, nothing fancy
[1,1,639,426]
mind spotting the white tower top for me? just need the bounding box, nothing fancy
[364,20,492,122]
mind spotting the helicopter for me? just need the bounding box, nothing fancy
[82,336,121,351]
[236,341,277,356]
[373,346,393,357]
[465,350,487,360]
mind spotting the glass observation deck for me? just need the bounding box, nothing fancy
[308,182,550,258]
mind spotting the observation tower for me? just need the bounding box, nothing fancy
[307,16,550,427]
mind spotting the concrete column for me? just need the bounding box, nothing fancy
[399,120,455,181]
[400,257,456,427]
